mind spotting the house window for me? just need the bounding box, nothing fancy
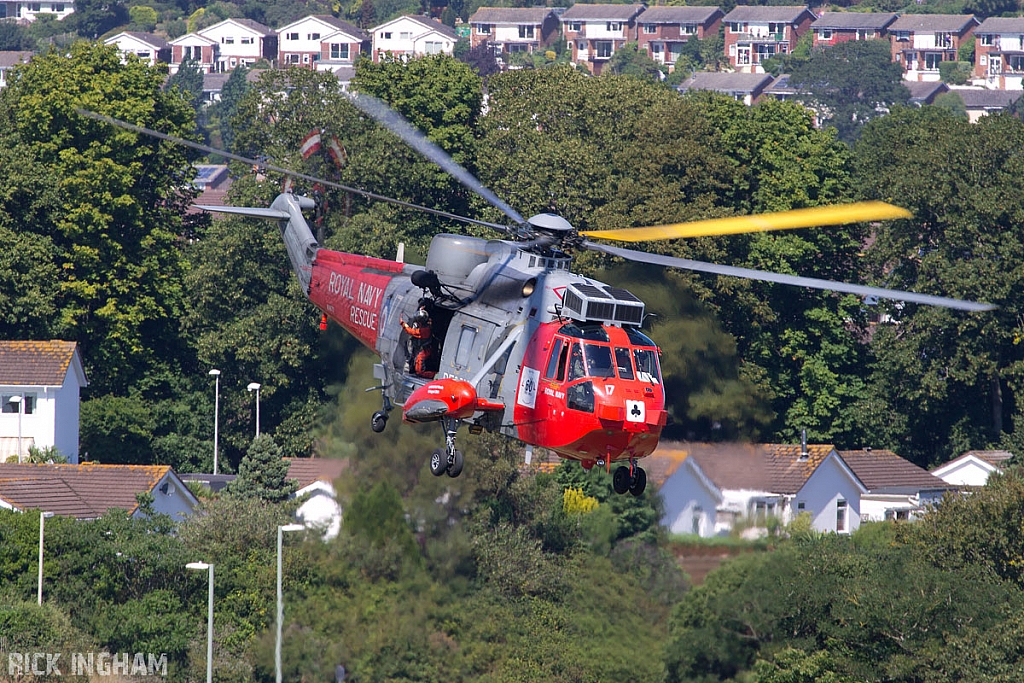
[288,54,300,63]
[477,24,491,35]
[569,21,581,32]
[302,54,310,63]
[836,499,847,532]
[935,32,952,48]
[53,2,63,10]
[330,43,350,59]
[681,23,696,34]
[2,394,35,414]
[241,36,253,44]
[895,30,910,41]
[606,22,621,32]
[856,29,870,40]
[308,33,320,40]
[819,29,832,40]
[287,32,299,40]
[508,43,528,53]
[797,501,805,511]
[577,40,585,50]
[643,23,656,34]
[137,50,151,59]
[925,52,943,70]
[222,37,234,44]
[382,31,392,39]
[729,22,747,33]
[425,41,443,54]
[229,57,237,67]
[518,24,534,38]
[596,41,612,58]
[651,42,663,54]
[768,22,783,34]
[28,2,40,10]
[1009,55,1024,71]
[979,34,994,46]
[692,506,702,535]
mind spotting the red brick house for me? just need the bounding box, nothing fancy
[722,5,817,73]
[560,3,646,75]
[973,17,1024,89]
[811,12,897,47]
[169,33,218,74]
[889,14,978,82]
[636,6,724,72]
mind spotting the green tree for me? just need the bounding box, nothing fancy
[0,41,200,394]
[938,60,971,85]
[787,39,910,142]
[80,395,155,464]
[207,64,249,152]
[165,55,204,118]
[66,0,129,38]
[606,42,663,82]
[228,435,298,503]
[128,5,158,31]
[933,90,967,118]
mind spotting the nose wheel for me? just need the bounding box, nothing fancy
[613,461,647,496]
[428,418,464,478]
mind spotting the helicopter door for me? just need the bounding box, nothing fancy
[439,317,498,381]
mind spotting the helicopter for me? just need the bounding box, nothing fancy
[80,101,993,496]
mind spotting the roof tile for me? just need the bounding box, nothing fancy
[0,341,78,386]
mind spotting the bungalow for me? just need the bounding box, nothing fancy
[932,450,1014,487]
[560,3,646,75]
[889,13,979,82]
[839,449,957,521]
[468,7,560,58]
[0,462,198,521]
[104,32,170,68]
[1,341,87,463]
[285,457,347,539]
[636,6,724,71]
[811,12,897,47]
[678,71,775,105]
[722,5,817,73]
[973,17,1024,89]
[952,87,1023,122]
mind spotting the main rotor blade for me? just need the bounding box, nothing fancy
[75,109,509,232]
[346,92,526,226]
[585,242,996,312]
[581,201,912,242]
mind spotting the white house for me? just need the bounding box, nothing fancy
[839,449,957,521]
[371,15,459,62]
[931,450,1013,487]
[468,7,560,57]
[168,32,219,74]
[286,457,347,540]
[0,341,87,464]
[278,15,367,69]
[0,0,73,23]
[0,50,32,89]
[0,462,198,521]
[198,17,275,72]
[659,442,867,537]
[103,31,170,68]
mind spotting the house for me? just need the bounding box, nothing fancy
[560,4,646,75]
[952,87,1023,122]
[1,341,87,464]
[973,17,1024,89]
[932,450,1014,487]
[169,33,218,74]
[678,71,776,105]
[0,462,198,521]
[468,7,560,58]
[371,15,458,62]
[198,17,276,72]
[889,14,979,82]
[278,15,368,70]
[811,12,897,48]
[103,32,170,68]
[659,442,865,537]
[286,457,347,539]
[839,449,957,521]
[0,50,32,89]
[722,5,816,73]
[0,0,72,23]
[635,6,723,72]
[905,79,949,106]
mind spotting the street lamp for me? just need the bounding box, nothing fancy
[247,382,261,438]
[186,562,214,683]
[8,395,22,463]
[208,369,221,475]
[37,511,53,605]
[276,523,304,683]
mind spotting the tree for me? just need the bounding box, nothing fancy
[65,0,129,38]
[165,55,204,119]
[0,41,200,394]
[0,22,34,50]
[787,39,910,142]
[207,64,250,151]
[606,42,663,82]
[229,435,298,503]
[933,90,967,118]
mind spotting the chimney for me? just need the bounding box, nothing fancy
[799,429,808,461]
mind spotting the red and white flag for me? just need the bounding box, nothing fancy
[326,135,347,167]
[299,130,322,159]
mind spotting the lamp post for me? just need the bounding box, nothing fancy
[208,369,220,475]
[37,511,53,605]
[186,562,214,683]
[247,383,261,438]
[8,395,22,463]
[276,523,304,683]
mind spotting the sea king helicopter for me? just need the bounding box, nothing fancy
[83,100,993,496]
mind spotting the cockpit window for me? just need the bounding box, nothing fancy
[545,338,564,380]
[633,348,661,384]
[614,347,634,380]
[584,344,615,378]
[625,327,656,347]
[558,323,610,342]
[568,343,586,381]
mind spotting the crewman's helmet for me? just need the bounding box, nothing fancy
[413,308,431,325]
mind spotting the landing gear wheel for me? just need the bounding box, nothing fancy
[446,450,464,478]
[429,449,447,477]
[629,467,647,497]
[371,411,388,433]
[613,466,631,494]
